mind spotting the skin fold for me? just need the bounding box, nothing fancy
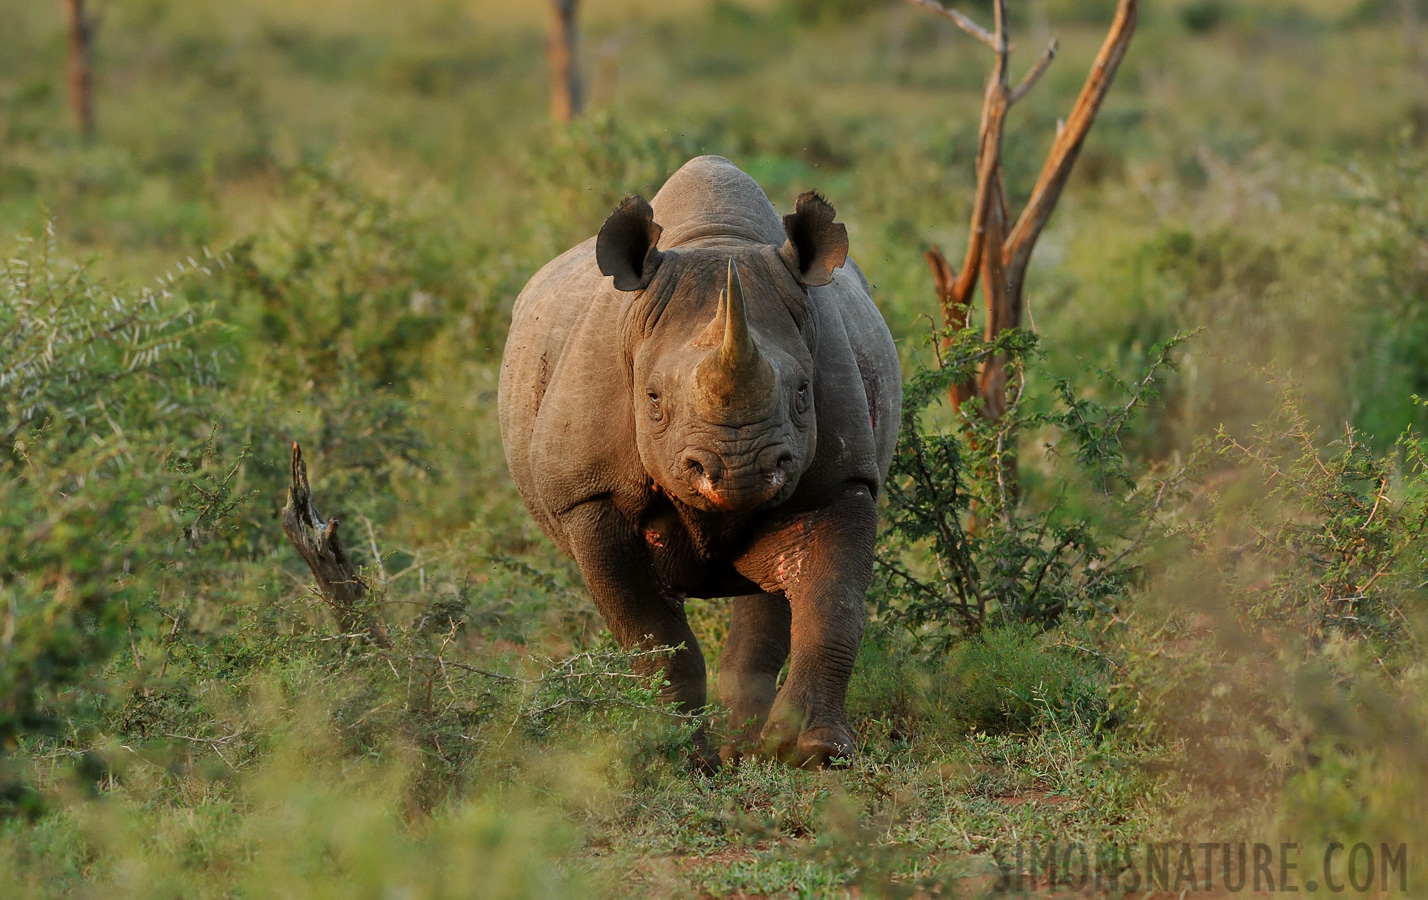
[498,156,900,769]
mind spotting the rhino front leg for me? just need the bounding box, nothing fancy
[559,499,716,771]
[717,593,791,762]
[736,484,876,767]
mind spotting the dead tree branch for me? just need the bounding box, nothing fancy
[1009,38,1058,105]
[281,442,392,648]
[909,0,1138,422]
[904,0,998,48]
[1005,0,1139,284]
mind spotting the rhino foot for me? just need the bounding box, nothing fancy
[758,714,855,769]
[690,744,722,776]
[684,727,723,776]
[789,726,855,769]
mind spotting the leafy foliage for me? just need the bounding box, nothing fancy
[0,232,222,818]
[1105,385,1428,849]
[0,226,221,450]
[876,325,1193,641]
[219,166,503,394]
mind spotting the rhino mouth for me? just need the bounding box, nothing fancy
[678,450,796,513]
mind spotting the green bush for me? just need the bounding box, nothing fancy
[219,166,503,394]
[1113,385,1428,845]
[779,0,894,26]
[1178,0,1228,33]
[849,622,1109,737]
[875,324,1193,639]
[0,230,224,816]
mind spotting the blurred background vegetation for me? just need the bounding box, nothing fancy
[3,0,1428,895]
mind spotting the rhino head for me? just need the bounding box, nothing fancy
[595,191,849,514]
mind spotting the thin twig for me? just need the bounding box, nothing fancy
[903,0,998,49]
[1008,38,1058,104]
[359,514,388,584]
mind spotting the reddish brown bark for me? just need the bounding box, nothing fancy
[65,0,96,140]
[547,0,584,123]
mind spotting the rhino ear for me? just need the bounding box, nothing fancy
[597,195,665,291]
[779,191,849,288]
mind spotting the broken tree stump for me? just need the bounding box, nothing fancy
[281,442,392,648]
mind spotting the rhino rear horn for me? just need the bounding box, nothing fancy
[779,191,849,288]
[597,195,665,291]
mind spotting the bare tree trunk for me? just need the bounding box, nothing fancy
[281,443,392,649]
[1404,0,1425,75]
[65,0,96,141]
[547,0,584,124]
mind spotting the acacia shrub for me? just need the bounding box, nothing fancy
[875,323,1193,642]
[1115,387,1428,846]
[0,229,224,816]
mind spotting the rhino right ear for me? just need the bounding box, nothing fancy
[779,191,848,287]
[597,195,665,291]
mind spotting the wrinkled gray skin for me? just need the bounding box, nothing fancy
[498,156,900,769]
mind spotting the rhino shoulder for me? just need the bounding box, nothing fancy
[808,259,903,488]
[501,236,651,547]
[518,276,649,527]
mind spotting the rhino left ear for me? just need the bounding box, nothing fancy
[779,191,849,288]
[597,195,665,292]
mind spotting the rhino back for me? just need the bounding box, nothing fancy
[650,156,785,249]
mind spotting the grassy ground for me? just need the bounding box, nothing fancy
[4,0,1428,896]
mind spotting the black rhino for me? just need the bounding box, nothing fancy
[498,156,900,768]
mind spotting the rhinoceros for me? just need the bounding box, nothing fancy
[498,156,900,768]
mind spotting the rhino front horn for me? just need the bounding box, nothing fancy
[696,259,777,419]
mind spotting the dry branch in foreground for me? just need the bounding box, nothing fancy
[908,0,1139,420]
[281,442,392,648]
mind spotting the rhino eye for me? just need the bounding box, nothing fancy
[795,381,811,413]
[647,391,663,421]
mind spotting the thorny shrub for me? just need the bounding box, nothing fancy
[0,229,223,817]
[1114,385,1428,844]
[874,322,1195,644]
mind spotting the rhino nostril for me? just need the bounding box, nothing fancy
[683,454,720,486]
[766,454,795,487]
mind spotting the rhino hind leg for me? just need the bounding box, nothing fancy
[716,593,792,763]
